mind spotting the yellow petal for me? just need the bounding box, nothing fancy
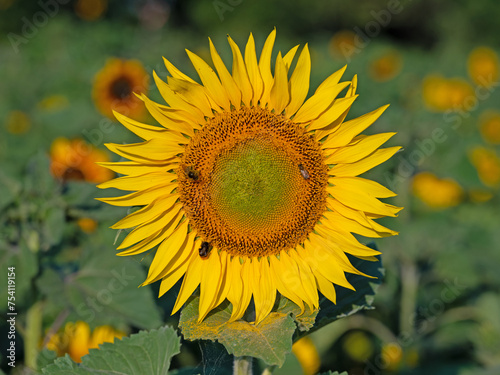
[209,38,242,107]
[105,138,184,163]
[186,49,231,111]
[116,204,183,249]
[293,82,351,124]
[325,132,396,163]
[166,76,215,117]
[269,254,305,313]
[323,104,390,149]
[315,65,347,94]
[117,211,183,256]
[253,258,276,324]
[163,57,197,84]
[97,184,177,207]
[279,251,314,311]
[172,249,203,315]
[282,45,299,69]
[286,44,311,117]
[198,249,223,321]
[111,194,178,229]
[269,52,290,114]
[258,28,277,106]
[113,111,173,141]
[244,33,264,104]
[307,95,358,131]
[209,252,231,311]
[152,72,205,123]
[97,171,177,191]
[330,177,397,198]
[140,94,197,135]
[228,35,253,107]
[231,258,253,321]
[288,249,319,309]
[226,257,245,322]
[97,160,179,176]
[327,184,398,217]
[330,147,401,177]
[314,271,337,304]
[143,220,190,285]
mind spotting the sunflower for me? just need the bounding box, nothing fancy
[45,321,125,363]
[50,137,114,183]
[92,58,149,120]
[98,30,401,325]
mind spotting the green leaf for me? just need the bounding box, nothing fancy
[180,297,296,367]
[318,372,348,375]
[41,326,181,375]
[36,244,162,329]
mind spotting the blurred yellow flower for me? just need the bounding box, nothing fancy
[6,110,30,135]
[381,343,403,372]
[292,336,320,375]
[412,172,464,209]
[93,58,149,120]
[75,0,107,21]
[329,30,357,59]
[469,146,500,188]
[369,51,402,82]
[342,330,374,362]
[422,75,474,112]
[37,95,69,112]
[46,321,125,363]
[77,217,98,233]
[50,137,114,183]
[469,188,494,203]
[479,110,500,144]
[467,47,499,88]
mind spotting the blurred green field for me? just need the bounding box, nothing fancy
[1,0,500,374]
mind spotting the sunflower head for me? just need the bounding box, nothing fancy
[50,137,113,183]
[92,58,149,120]
[98,30,401,325]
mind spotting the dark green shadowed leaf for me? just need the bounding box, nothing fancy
[41,326,181,375]
[36,244,162,329]
[180,297,296,367]
[309,246,384,337]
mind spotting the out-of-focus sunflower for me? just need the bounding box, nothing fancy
[45,321,125,363]
[98,30,401,324]
[422,75,474,112]
[369,51,402,82]
[329,30,358,60]
[75,0,107,21]
[469,146,500,188]
[50,137,114,183]
[479,110,500,144]
[292,336,320,375]
[411,172,463,209]
[5,110,30,135]
[92,58,149,120]
[467,46,499,88]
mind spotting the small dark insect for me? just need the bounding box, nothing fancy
[182,165,199,181]
[298,164,310,180]
[198,241,211,257]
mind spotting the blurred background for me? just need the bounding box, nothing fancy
[1,0,500,374]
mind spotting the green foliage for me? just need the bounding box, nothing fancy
[36,243,163,329]
[41,326,181,374]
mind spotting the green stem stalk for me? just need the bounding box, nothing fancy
[233,356,253,375]
[25,300,43,371]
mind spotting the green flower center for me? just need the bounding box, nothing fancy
[210,137,301,233]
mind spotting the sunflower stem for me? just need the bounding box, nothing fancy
[233,356,253,375]
[25,300,43,371]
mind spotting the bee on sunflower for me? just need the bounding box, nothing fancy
[98,30,401,325]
